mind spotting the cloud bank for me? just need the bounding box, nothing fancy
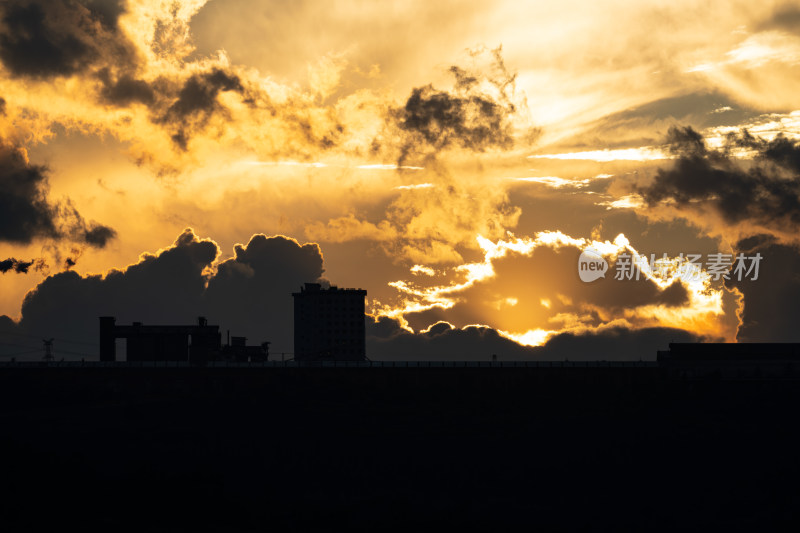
[0,229,709,361]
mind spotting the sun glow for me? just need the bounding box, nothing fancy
[378,228,734,341]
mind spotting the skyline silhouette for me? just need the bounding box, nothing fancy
[3,2,800,364]
[2,2,800,529]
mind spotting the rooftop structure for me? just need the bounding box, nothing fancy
[220,335,270,362]
[99,316,221,363]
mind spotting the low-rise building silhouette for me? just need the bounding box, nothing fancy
[293,283,366,361]
[657,342,800,379]
[221,335,270,362]
[99,316,221,363]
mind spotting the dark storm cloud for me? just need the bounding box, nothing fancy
[164,69,244,120]
[398,86,513,149]
[80,0,127,28]
[159,68,245,150]
[638,126,800,230]
[0,229,326,358]
[0,143,59,243]
[0,141,116,247]
[661,125,707,158]
[730,129,800,174]
[97,63,254,151]
[394,84,514,166]
[0,0,251,150]
[0,258,33,274]
[97,69,155,106]
[389,48,532,164]
[638,129,800,342]
[0,0,134,79]
[0,0,269,158]
[49,197,117,248]
[82,223,117,247]
[367,316,706,361]
[726,235,800,342]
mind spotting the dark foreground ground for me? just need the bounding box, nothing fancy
[1,366,798,531]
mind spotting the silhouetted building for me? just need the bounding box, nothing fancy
[221,334,270,362]
[658,343,800,361]
[293,283,366,361]
[658,342,800,379]
[99,316,221,363]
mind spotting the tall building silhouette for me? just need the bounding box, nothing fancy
[293,283,366,361]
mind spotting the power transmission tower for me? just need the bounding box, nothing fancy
[43,338,54,362]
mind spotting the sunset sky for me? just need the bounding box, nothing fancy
[2,0,800,360]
